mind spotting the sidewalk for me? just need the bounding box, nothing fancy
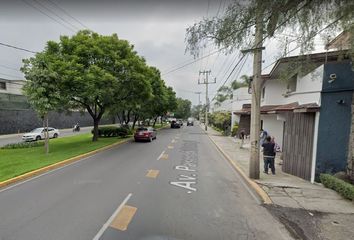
[205,126,354,212]
[205,126,354,239]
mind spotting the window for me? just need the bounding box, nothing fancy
[0,82,6,90]
[286,75,297,93]
[261,87,265,100]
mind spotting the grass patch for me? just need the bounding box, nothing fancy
[320,174,354,201]
[0,133,130,182]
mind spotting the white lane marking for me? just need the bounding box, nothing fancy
[157,150,165,160]
[0,154,96,193]
[92,193,133,240]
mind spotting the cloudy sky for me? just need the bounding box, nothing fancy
[0,0,327,105]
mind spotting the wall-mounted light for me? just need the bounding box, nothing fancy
[328,73,337,84]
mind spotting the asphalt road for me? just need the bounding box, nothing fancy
[0,126,93,147]
[0,125,293,240]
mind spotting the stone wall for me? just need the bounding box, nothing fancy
[0,109,114,134]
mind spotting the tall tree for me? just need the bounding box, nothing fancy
[52,31,149,141]
[174,98,192,119]
[186,0,353,179]
[22,51,64,154]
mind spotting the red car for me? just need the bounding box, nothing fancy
[134,127,157,142]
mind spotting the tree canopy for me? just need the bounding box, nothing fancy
[186,0,353,58]
[22,30,178,141]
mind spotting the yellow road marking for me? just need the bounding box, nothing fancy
[146,169,159,178]
[159,153,169,160]
[168,145,174,149]
[110,205,137,231]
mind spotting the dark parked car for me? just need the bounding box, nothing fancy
[171,120,181,128]
[134,127,157,142]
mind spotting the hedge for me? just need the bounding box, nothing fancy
[320,174,354,201]
[92,126,129,138]
[1,141,44,149]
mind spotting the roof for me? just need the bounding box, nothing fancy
[325,31,351,50]
[266,50,350,79]
[233,102,319,115]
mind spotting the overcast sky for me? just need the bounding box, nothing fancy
[0,0,328,105]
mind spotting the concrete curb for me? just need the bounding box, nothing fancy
[0,137,133,189]
[205,129,273,204]
[0,125,169,189]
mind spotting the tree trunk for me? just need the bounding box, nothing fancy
[132,115,139,130]
[125,110,131,125]
[249,7,264,180]
[45,114,49,154]
[92,118,99,142]
[153,116,158,127]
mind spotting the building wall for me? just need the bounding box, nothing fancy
[262,65,323,106]
[231,87,251,127]
[316,61,354,176]
[0,80,25,95]
[0,109,114,134]
[261,114,284,150]
[262,80,287,105]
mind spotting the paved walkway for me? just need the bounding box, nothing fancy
[205,126,354,214]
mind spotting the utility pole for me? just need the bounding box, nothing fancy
[241,7,265,179]
[198,70,216,131]
[194,91,202,121]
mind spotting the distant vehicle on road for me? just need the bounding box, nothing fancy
[187,117,194,126]
[22,127,60,141]
[171,120,181,128]
[134,127,157,142]
[177,119,183,126]
[73,123,80,132]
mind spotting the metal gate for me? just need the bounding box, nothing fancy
[282,112,315,180]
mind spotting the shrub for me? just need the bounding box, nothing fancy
[92,126,129,138]
[209,111,231,135]
[231,124,239,137]
[1,141,44,149]
[320,174,354,201]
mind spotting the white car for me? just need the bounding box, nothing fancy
[22,127,60,141]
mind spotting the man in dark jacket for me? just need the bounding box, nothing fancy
[262,136,276,174]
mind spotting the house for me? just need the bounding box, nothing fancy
[260,50,353,182]
[0,78,25,95]
[231,87,252,135]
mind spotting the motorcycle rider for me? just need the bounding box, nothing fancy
[73,122,80,131]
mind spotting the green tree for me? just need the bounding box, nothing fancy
[24,31,152,142]
[174,98,192,119]
[22,51,64,154]
[186,0,353,179]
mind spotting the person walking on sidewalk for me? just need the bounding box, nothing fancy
[262,136,276,175]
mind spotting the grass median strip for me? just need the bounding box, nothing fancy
[0,133,130,182]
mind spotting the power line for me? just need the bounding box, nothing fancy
[161,47,227,76]
[45,0,89,29]
[32,0,80,31]
[0,42,38,54]
[21,0,76,32]
[262,14,347,73]
[210,54,248,104]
